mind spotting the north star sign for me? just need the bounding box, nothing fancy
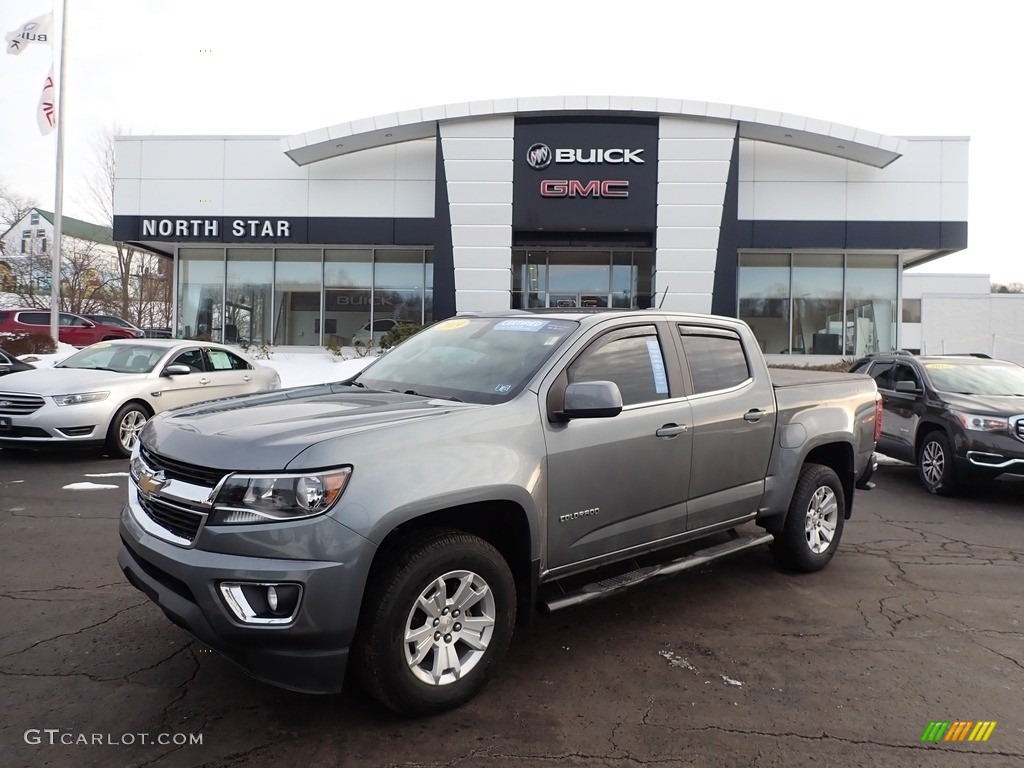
[140,218,292,238]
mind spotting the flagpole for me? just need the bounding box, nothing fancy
[49,0,68,346]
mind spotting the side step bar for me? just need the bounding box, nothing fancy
[542,532,774,612]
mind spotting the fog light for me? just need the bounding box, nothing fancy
[219,582,302,625]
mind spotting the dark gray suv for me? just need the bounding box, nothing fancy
[851,354,1024,494]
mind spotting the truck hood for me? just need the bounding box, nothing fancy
[143,384,485,470]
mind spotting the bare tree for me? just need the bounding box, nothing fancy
[992,282,1024,294]
[0,180,37,232]
[83,125,171,327]
[6,235,116,313]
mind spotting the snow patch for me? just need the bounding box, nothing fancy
[63,482,119,490]
[659,650,697,672]
[721,675,744,687]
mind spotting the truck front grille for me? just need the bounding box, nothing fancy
[1016,419,1024,442]
[137,493,206,543]
[0,393,45,415]
[140,444,228,488]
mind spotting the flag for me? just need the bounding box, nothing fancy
[37,68,56,135]
[5,12,53,55]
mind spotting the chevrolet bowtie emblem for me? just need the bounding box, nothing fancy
[138,469,168,496]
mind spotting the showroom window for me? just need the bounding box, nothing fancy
[226,248,271,345]
[177,248,224,341]
[738,251,899,356]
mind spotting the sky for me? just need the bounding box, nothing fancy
[0,0,1020,282]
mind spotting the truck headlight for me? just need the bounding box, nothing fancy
[208,468,352,524]
[951,411,1009,432]
[53,391,110,406]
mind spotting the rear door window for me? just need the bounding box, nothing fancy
[677,327,750,394]
[869,361,895,390]
[205,349,252,371]
[18,312,49,326]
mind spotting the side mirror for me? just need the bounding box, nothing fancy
[561,381,623,419]
[163,364,192,377]
[894,381,919,394]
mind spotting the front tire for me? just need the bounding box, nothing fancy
[917,431,959,495]
[355,530,516,716]
[105,403,149,458]
[772,463,846,573]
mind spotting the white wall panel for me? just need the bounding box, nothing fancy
[751,182,847,220]
[442,160,514,182]
[940,183,969,220]
[395,139,436,180]
[224,140,309,180]
[308,145,397,180]
[115,140,142,179]
[112,178,141,216]
[449,204,512,226]
[441,116,515,138]
[394,180,434,218]
[139,180,224,215]
[141,140,224,180]
[656,227,721,249]
[658,139,734,161]
[451,225,511,248]
[941,140,970,182]
[659,117,736,139]
[454,268,511,291]
[738,181,754,219]
[656,205,724,227]
[903,273,990,297]
[657,183,727,206]
[846,182,941,220]
[653,270,716,294]
[658,161,731,183]
[224,180,308,216]
[446,182,513,204]
[308,180,396,217]
[655,249,718,272]
[455,290,511,312]
[440,138,514,161]
[658,293,714,313]
[453,247,513,270]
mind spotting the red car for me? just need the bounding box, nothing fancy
[0,308,140,347]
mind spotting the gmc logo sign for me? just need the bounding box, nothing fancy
[540,180,629,198]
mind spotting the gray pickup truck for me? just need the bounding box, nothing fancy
[118,311,880,715]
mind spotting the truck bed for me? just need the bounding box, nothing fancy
[769,368,869,388]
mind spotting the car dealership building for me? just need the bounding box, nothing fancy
[112,95,968,357]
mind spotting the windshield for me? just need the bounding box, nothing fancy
[923,361,1024,396]
[354,316,579,404]
[56,343,165,374]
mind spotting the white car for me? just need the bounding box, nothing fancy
[0,339,281,458]
[351,318,401,348]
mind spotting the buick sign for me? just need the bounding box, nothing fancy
[527,143,552,170]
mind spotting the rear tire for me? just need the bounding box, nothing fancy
[355,530,516,716]
[917,431,959,496]
[772,463,845,573]
[105,403,149,458]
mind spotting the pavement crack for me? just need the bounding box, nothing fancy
[0,601,148,660]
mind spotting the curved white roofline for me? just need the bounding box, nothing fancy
[282,95,906,169]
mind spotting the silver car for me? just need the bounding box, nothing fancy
[0,339,281,457]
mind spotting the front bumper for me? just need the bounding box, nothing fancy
[118,493,377,694]
[0,397,112,448]
[953,430,1024,478]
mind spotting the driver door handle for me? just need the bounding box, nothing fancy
[743,409,766,422]
[656,424,688,438]
[199,377,210,385]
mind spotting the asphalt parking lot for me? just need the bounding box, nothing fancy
[1,451,1021,768]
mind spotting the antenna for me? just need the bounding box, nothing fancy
[657,285,670,309]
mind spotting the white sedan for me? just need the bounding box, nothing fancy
[0,339,281,458]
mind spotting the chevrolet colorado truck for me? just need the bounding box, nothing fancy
[118,311,880,715]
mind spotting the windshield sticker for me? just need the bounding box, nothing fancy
[543,336,559,346]
[494,384,513,393]
[541,321,575,334]
[435,318,471,331]
[645,338,669,394]
[925,363,954,369]
[494,319,550,332]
